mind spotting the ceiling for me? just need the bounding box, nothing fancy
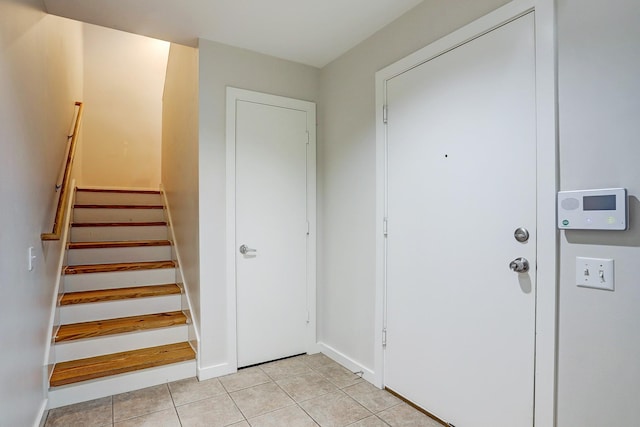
[43,0,424,68]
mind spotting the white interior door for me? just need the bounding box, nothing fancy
[232,91,315,368]
[384,13,537,427]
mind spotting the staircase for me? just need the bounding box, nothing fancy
[48,188,196,408]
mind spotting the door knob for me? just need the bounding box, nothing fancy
[509,257,529,273]
[239,244,257,255]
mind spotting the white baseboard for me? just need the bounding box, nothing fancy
[197,362,236,381]
[317,342,377,386]
[34,399,48,427]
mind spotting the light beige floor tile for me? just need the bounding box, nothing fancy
[346,415,390,426]
[302,353,340,370]
[113,407,181,427]
[313,363,364,389]
[220,366,272,392]
[247,405,318,427]
[343,382,401,413]
[45,396,112,427]
[377,404,441,427]
[113,384,174,422]
[229,421,251,427]
[299,391,372,427]
[177,394,245,427]
[260,356,314,381]
[277,372,339,402]
[230,382,295,418]
[168,376,226,406]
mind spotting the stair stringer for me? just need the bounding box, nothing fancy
[160,185,200,364]
[43,180,77,402]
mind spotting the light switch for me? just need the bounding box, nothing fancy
[28,246,36,271]
[576,257,614,291]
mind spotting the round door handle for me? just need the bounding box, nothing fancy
[239,244,257,255]
[509,257,529,273]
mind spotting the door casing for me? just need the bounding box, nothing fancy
[226,87,318,371]
[374,0,558,425]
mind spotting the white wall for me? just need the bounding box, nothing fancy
[318,0,510,373]
[197,39,319,376]
[556,0,640,425]
[0,1,83,425]
[161,43,201,334]
[79,24,168,189]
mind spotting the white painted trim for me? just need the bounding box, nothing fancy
[34,399,48,427]
[47,360,195,409]
[43,180,76,383]
[530,1,558,426]
[197,361,236,381]
[374,1,557,426]
[160,185,201,348]
[225,89,239,372]
[318,342,376,385]
[226,87,318,371]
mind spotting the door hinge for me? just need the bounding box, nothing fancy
[306,220,310,235]
[383,217,388,237]
[306,130,310,144]
[306,311,310,323]
[383,105,388,124]
[382,328,387,348]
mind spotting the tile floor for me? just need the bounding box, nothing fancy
[45,353,441,427]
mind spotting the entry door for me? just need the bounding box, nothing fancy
[232,91,315,368]
[384,13,536,427]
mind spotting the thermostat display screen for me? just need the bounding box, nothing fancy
[583,195,616,211]
[558,188,628,230]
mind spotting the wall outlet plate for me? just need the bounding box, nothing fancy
[576,257,614,291]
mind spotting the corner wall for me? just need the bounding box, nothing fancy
[0,1,83,425]
[317,0,510,374]
[197,39,319,376]
[556,0,640,425]
[161,43,201,335]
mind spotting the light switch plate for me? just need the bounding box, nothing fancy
[576,257,614,291]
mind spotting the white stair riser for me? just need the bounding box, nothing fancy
[67,246,172,265]
[75,192,162,206]
[64,268,176,292]
[48,361,196,409]
[55,325,188,362]
[73,208,165,223]
[71,226,168,242]
[60,295,181,324]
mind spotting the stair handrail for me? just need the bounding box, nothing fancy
[42,101,84,241]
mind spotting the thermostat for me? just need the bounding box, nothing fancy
[558,188,628,230]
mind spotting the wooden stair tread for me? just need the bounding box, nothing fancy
[50,342,195,387]
[68,240,171,250]
[55,311,187,342]
[60,284,181,305]
[72,221,167,227]
[76,188,161,195]
[74,204,163,209]
[63,260,176,275]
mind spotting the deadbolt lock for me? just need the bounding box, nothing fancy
[514,227,530,243]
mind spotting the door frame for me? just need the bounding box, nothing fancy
[226,87,318,370]
[374,0,557,425]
